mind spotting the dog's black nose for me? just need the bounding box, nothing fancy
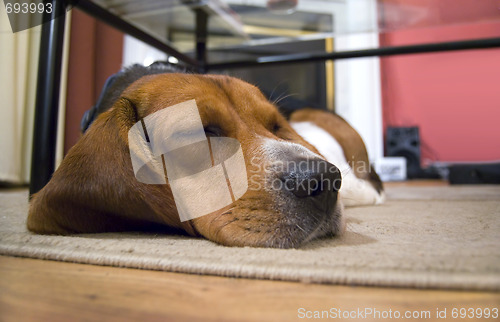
[281,159,341,205]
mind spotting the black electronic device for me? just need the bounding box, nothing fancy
[386,126,422,179]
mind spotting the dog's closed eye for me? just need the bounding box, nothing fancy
[204,125,224,137]
[272,123,295,141]
[272,123,281,134]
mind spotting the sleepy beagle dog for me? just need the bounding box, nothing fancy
[28,64,383,248]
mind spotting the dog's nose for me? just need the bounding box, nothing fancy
[281,159,341,202]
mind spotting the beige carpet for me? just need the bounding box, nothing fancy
[1,185,499,291]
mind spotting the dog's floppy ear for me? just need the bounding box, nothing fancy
[28,97,193,235]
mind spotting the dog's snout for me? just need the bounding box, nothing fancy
[281,159,341,202]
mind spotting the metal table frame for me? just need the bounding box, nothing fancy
[29,0,500,195]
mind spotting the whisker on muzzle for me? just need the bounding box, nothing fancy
[272,92,299,106]
[211,207,237,232]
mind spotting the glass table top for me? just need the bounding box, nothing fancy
[91,0,500,60]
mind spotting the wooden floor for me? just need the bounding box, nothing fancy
[0,255,498,322]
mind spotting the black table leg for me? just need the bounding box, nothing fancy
[195,9,208,73]
[30,1,67,196]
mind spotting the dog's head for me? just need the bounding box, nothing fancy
[28,72,344,248]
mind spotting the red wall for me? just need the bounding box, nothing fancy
[379,1,500,164]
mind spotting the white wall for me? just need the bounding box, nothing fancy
[334,0,383,162]
[122,35,167,67]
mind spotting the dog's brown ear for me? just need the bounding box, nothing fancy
[27,98,188,235]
